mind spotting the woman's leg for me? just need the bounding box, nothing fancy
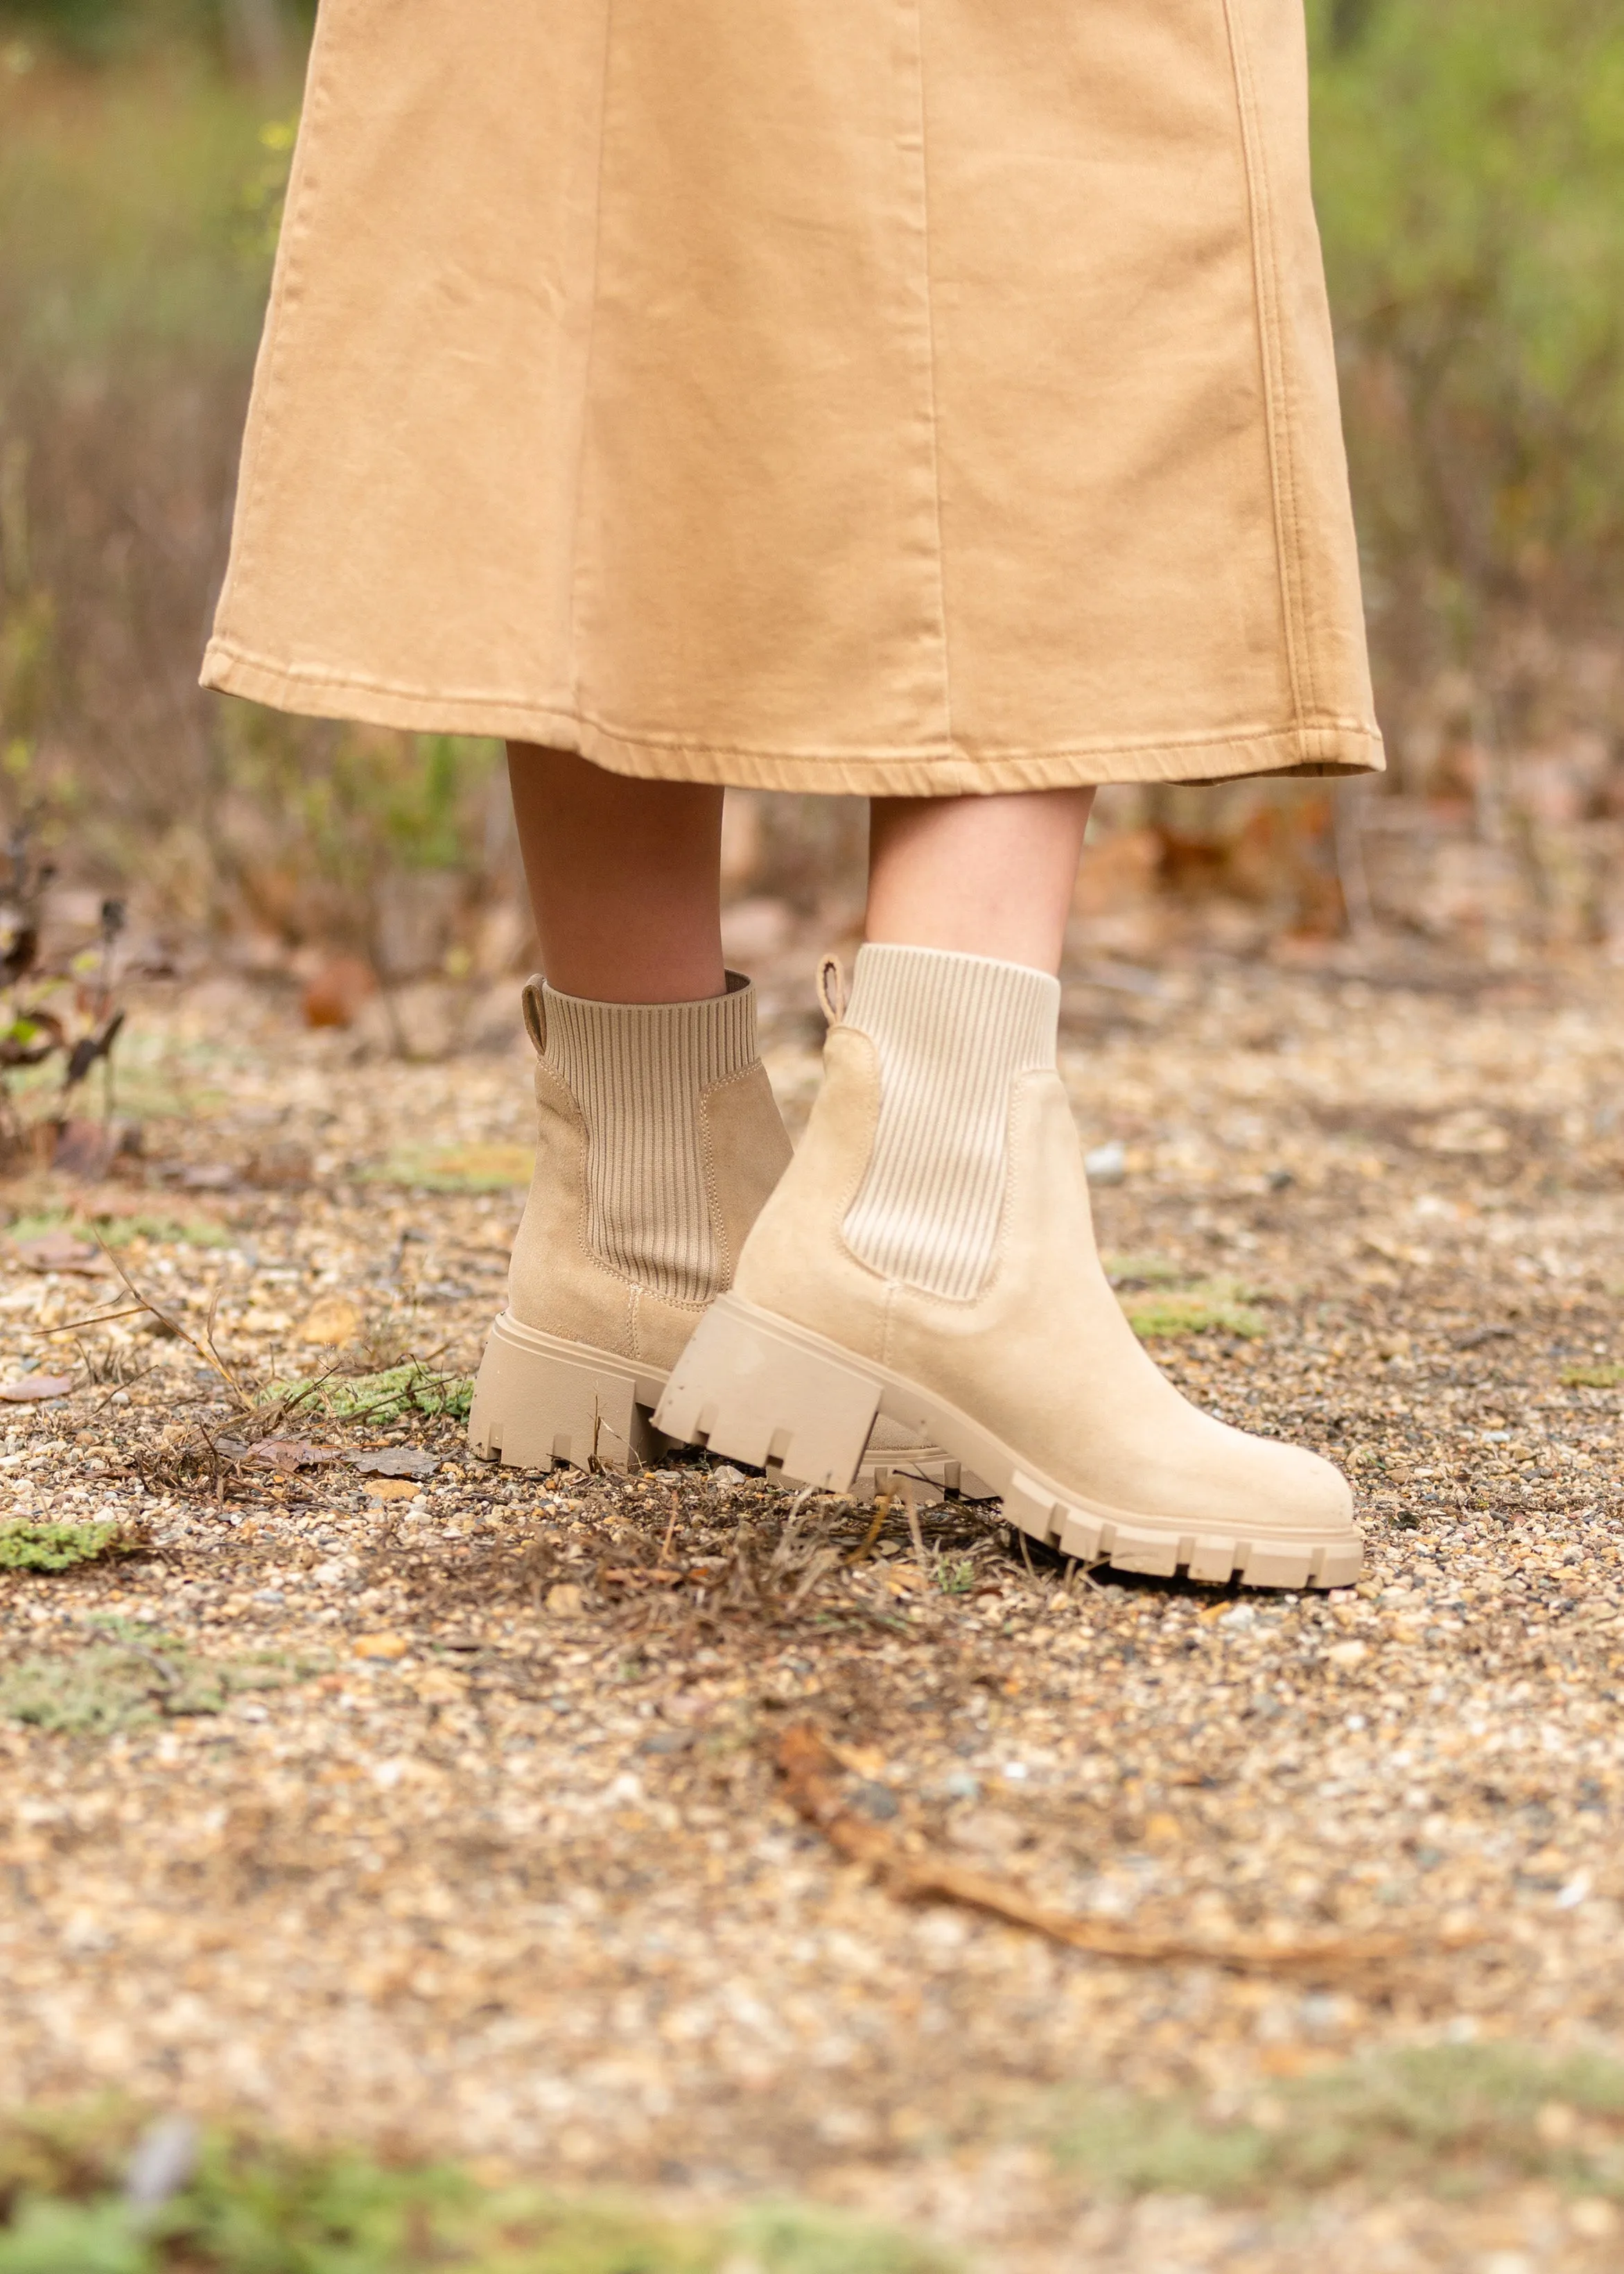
[480,744,945,1491]
[507,743,726,1002]
[471,745,785,1473]
[866,788,1094,972]
[656,780,1359,1591]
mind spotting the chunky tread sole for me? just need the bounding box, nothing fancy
[468,1312,667,1472]
[467,1310,975,1493]
[654,1293,1363,1592]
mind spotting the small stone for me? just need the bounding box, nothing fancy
[545,1583,586,1616]
[353,1632,409,1660]
[1326,1640,1368,1667]
[123,2115,199,2212]
[300,1296,362,1347]
[1084,1140,1127,1184]
[950,1807,1025,1859]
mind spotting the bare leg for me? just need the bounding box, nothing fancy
[507,743,726,1002]
[866,788,1095,975]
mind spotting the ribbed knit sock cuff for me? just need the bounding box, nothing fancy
[541,973,758,1307]
[543,971,758,1100]
[842,945,1059,1302]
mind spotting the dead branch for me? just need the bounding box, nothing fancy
[776,1724,1477,1982]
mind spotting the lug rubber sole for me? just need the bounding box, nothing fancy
[467,1312,667,1471]
[653,1292,1364,1591]
[467,1310,978,1494]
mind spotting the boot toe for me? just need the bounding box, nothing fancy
[1263,1439,1356,1537]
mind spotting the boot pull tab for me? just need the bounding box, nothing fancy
[816,955,848,1030]
[521,978,548,1056]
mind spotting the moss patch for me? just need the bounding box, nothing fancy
[1047,2042,1624,2203]
[1104,1254,1186,1287]
[271,1364,475,1425]
[1119,1277,1268,1342]
[6,1209,229,1251]
[1562,1362,1624,1389]
[374,1143,534,1192]
[0,2106,957,2273]
[0,1520,126,1573]
[0,1631,320,1737]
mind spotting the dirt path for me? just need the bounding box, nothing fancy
[2,955,1623,2269]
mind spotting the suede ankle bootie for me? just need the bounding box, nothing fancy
[656,945,1362,1588]
[468,974,954,1488]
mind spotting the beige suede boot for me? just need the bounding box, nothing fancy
[468,974,957,1488]
[655,946,1362,1588]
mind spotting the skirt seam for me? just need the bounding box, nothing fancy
[200,641,1377,764]
[1221,0,1314,727]
[566,0,619,715]
[904,0,955,752]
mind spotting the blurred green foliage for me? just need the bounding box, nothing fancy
[0,2105,958,2273]
[0,0,314,64]
[1047,2039,1624,2203]
[0,1518,122,1572]
[1307,0,1624,724]
[0,42,506,967]
[0,0,1619,955]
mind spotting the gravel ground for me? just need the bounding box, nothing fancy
[1,948,1623,2271]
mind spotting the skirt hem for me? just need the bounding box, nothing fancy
[200,642,1385,794]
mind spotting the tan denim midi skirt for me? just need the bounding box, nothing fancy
[202,0,1383,797]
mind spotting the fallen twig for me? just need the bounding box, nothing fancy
[34,1305,148,1338]
[844,1490,893,1566]
[94,1239,254,1412]
[776,1724,1474,1981]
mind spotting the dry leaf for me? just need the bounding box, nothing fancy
[49,1120,123,1180]
[299,1296,362,1347]
[0,1374,74,1403]
[545,1583,585,1616]
[349,1448,438,1479]
[219,1436,342,1473]
[352,1633,409,1661]
[302,955,377,1030]
[246,1140,313,1189]
[10,1231,103,1274]
[173,1162,238,1192]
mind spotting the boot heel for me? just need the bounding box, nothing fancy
[468,1313,665,1472]
[654,1292,882,1491]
